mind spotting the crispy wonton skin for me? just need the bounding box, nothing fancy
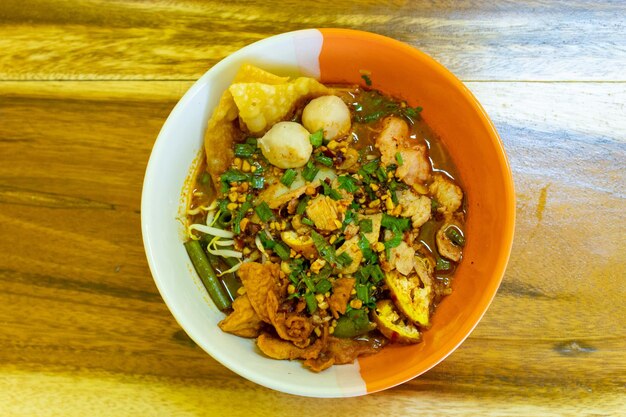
[204,64,328,187]
[237,262,287,324]
[328,277,355,318]
[203,64,290,186]
[303,336,386,372]
[257,332,324,361]
[218,294,263,338]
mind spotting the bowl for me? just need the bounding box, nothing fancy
[141,28,515,397]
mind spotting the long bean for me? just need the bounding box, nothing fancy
[184,240,231,310]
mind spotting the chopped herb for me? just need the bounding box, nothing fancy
[359,219,373,233]
[315,154,334,167]
[245,137,258,146]
[337,252,353,267]
[301,217,315,226]
[395,152,404,166]
[258,230,276,249]
[375,166,387,182]
[249,175,265,189]
[445,226,465,246]
[302,160,319,182]
[220,169,248,184]
[361,74,372,86]
[296,196,310,215]
[254,201,273,222]
[436,257,452,272]
[315,279,332,294]
[309,129,324,147]
[233,202,251,234]
[353,89,423,124]
[362,159,379,174]
[311,231,341,267]
[337,175,358,193]
[381,214,411,233]
[343,209,357,227]
[322,182,342,200]
[384,234,403,258]
[273,243,291,261]
[304,292,317,314]
[280,169,297,187]
[370,264,385,283]
[234,143,256,158]
[357,233,378,264]
[431,199,439,210]
[355,284,370,303]
[357,169,372,184]
[251,161,265,174]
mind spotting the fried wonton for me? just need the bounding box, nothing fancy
[229,77,329,134]
[203,64,329,187]
[203,64,290,185]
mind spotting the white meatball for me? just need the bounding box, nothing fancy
[257,121,312,169]
[302,95,351,141]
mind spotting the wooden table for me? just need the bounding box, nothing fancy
[1,1,624,415]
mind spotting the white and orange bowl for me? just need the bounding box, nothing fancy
[141,29,515,397]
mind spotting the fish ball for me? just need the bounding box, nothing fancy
[302,95,351,141]
[257,121,312,168]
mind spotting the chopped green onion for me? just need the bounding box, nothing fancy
[370,265,384,283]
[301,217,315,226]
[309,129,324,147]
[395,152,404,166]
[245,137,258,146]
[361,74,372,86]
[280,169,297,187]
[355,284,369,303]
[232,202,251,234]
[296,196,310,215]
[315,154,334,167]
[273,243,291,261]
[375,166,387,182]
[234,143,256,158]
[357,169,372,184]
[220,169,248,184]
[311,231,341,267]
[436,257,452,272]
[250,176,265,189]
[315,279,332,294]
[254,201,273,222]
[362,159,379,174]
[258,230,276,249]
[431,199,439,210]
[322,182,342,200]
[337,252,353,267]
[216,211,233,228]
[304,292,317,314]
[359,219,373,233]
[302,161,319,182]
[445,226,465,246]
[337,175,358,193]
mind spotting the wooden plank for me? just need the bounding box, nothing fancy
[0,1,624,81]
[0,80,624,414]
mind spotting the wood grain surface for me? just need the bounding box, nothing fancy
[1,1,625,416]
